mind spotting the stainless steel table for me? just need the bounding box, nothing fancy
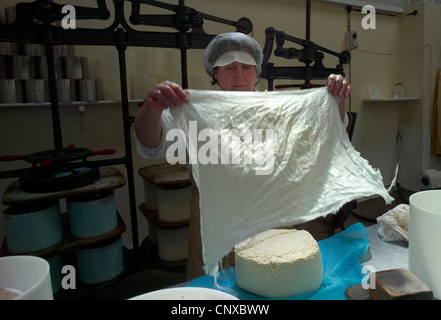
[361,224,408,271]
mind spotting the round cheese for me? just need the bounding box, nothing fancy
[235,228,323,298]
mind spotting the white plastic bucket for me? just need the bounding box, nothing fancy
[409,190,441,299]
[67,191,117,238]
[156,226,189,261]
[3,201,63,254]
[0,255,53,300]
[156,186,192,222]
[75,237,124,284]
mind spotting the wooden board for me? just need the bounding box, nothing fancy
[344,284,370,300]
[370,268,433,300]
[345,268,433,300]
[1,167,126,205]
[138,163,190,189]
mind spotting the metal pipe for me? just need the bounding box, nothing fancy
[181,48,188,89]
[179,0,188,89]
[115,27,140,255]
[45,41,63,150]
[304,0,312,87]
[306,0,311,41]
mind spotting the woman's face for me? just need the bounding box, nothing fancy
[213,61,257,92]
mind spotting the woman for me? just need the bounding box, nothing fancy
[134,32,351,280]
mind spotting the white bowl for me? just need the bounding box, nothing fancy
[0,255,53,300]
[129,287,239,300]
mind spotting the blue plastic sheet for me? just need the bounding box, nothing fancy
[186,223,370,300]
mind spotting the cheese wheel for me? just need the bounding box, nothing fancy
[235,229,323,298]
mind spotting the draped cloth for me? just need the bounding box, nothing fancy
[170,87,394,275]
[432,69,441,156]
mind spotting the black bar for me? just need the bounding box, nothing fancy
[181,48,188,89]
[306,0,311,41]
[0,157,128,179]
[115,27,140,256]
[264,65,345,81]
[44,42,63,150]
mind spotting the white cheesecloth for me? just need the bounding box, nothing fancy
[169,87,395,275]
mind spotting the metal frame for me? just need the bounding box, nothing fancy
[261,0,351,90]
[0,0,253,255]
[0,0,354,258]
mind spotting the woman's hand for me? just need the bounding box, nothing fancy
[326,74,351,123]
[141,81,189,111]
[134,81,188,149]
[326,74,351,98]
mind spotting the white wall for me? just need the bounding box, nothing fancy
[398,2,441,190]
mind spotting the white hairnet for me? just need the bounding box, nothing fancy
[203,32,263,77]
